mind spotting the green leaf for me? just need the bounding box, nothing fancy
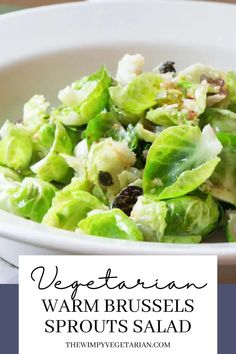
[33,122,56,158]
[131,194,218,243]
[164,195,219,239]
[0,166,21,182]
[0,121,33,170]
[31,152,73,184]
[43,190,107,231]
[31,121,73,183]
[143,124,222,199]
[86,111,125,145]
[146,106,189,127]
[131,196,167,241]
[57,67,112,126]
[134,120,159,143]
[11,177,56,222]
[86,111,138,150]
[207,133,236,205]
[78,209,143,241]
[200,108,236,134]
[110,104,141,125]
[109,73,162,115]
[0,167,22,215]
[51,177,91,205]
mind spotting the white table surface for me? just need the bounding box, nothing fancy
[0,257,18,284]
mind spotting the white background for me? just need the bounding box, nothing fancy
[19,255,217,354]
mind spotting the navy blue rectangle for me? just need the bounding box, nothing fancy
[0,285,235,353]
[218,285,236,354]
[0,285,18,354]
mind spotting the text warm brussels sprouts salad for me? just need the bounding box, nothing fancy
[1,54,236,244]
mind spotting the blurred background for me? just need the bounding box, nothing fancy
[0,0,235,14]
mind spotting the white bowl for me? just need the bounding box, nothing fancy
[0,1,235,283]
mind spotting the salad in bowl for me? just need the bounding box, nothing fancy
[0,54,236,244]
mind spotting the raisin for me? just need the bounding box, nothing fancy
[112,186,143,216]
[200,75,225,88]
[159,61,176,74]
[200,75,227,95]
[98,171,114,186]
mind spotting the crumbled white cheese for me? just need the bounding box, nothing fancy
[200,124,223,160]
[58,86,80,107]
[116,54,145,86]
